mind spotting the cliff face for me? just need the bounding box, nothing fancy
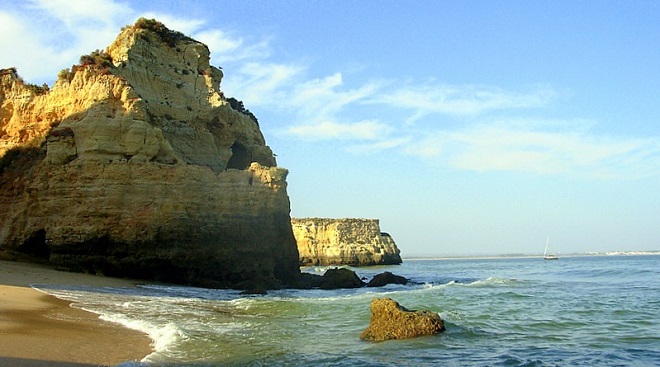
[0,19,300,289]
[292,218,402,266]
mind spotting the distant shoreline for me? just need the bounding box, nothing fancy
[403,251,660,261]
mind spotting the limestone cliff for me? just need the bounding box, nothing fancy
[292,218,402,266]
[0,19,300,289]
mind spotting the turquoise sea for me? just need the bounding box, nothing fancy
[35,255,660,367]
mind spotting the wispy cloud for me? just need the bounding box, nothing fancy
[226,70,389,141]
[285,120,390,141]
[282,74,387,138]
[0,0,136,81]
[27,0,132,27]
[0,1,262,83]
[238,60,659,179]
[223,62,304,104]
[199,31,271,63]
[2,0,657,180]
[347,137,412,154]
[289,73,383,116]
[408,123,660,179]
[0,11,59,80]
[369,84,556,123]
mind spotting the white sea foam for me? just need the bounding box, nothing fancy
[99,313,185,357]
[32,285,189,362]
[441,309,465,321]
[300,265,351,274]
[113,362,148,367]
[29,256,660,367]
[465,276,517,287]
[138,283,241,300]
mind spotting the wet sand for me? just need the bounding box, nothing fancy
[0,260,153,367]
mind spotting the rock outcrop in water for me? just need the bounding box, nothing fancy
[0,19,300,289]
[360,298,445,341]
[366,271,407,287]
[298,268,410,290]
[292,218,402,266]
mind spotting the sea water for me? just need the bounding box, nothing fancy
[34,255,660,366]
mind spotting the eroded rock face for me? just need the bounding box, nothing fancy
[360,298,445,341]
[0,19,299,289]
[292,218,402,266]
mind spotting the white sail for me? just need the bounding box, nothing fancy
[544,236,558,260]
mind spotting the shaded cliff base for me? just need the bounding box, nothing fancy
[0,260,152,366]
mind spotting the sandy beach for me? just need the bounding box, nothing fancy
[0,260,153,367]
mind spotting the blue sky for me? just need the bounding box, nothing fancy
[2,0,659,256]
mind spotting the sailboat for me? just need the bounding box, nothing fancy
[544,236,559,260]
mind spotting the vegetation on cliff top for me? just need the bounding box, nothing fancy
[57,49,115,83]
[79,49,113,68]
[226,97,259,126]
[58,17,188,83]
[132,17,193,47]
[1,67,49,95]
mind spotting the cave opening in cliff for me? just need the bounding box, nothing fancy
[226,141,250,170]
[17,229,50,259]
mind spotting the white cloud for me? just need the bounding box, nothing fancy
[3,0,657,180]
[0,12,58,80]
[290,73,384,119]
[252,74,560,153]
[225,68,389,144]
[370,84,556,123]
[195,29,242,53]
[285,120,389,141]
[404,134,448,158]
[222,62,304,105]
[0,1,265,84]
[0,0,134,82]
[197,30,271,64]
[348,137,412,154]
[28,0,132,27]
[407,123,660,179]
[226,70,383,115]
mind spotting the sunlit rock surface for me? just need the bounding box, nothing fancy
[0,19,299,289]
[292,218,402,266]
[360,298,445,341]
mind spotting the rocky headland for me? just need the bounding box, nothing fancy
[292,218,402,266]
[0,19,299,289]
